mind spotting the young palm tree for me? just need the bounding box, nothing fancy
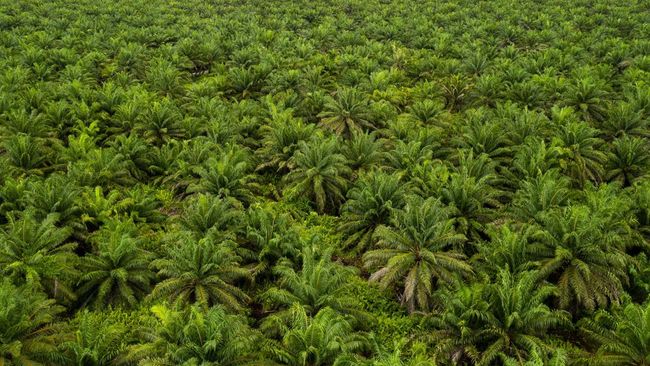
[260,245,367,335]
[3,134,49,176]
[562,77,610,122]
[363,197,471,313]
[0,280,66,365]
[510,137,563,180]
[427,270,570,365]
[150,234,251,311]
[179,193,241,239]
[606,135,650,186]
[240,203,301,279]
[537,205,631,313]
[61,310,131,366]
[601,102,649,139]
[339,172,408,254]
[425,284,490,365]
[255,111,316,173]
[509,171,572,224]
[342,131,385,174]
[23,174,82,229]
[479,269,570,365]
[553,115,606,187]
[579,301,650,365]
[77,228,155,309]
[127,304,259,365]
[267,305,371,366]
[283,137,351,214]
[318,88,374,138]
[187,145,257,206]
[441,170,502,244]
[475,224,545,276]
[0,212,79,301]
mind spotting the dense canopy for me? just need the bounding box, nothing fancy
[1,0,649,364]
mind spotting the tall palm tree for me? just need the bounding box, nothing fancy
[579,301,650,365]
[363,197,471,313]
[318,88,374,138]
[0,212,79,301]
[127,304,259,365]
[339,172,408,254]
[77,229,155,309]
[150,234,251,311]
[267,305,371,366]
[0,280,66,365]
[283,137,351,214]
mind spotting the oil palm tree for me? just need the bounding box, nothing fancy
[267,305,371,366]
[537,205,631,313]
[255,111,316,173]
[0,212,79,301]
[318,88,374,138]
[363,197,471,313]
[240,203,301,279]
[150,234,251,311]
[562,77,610,122]
[427,270,570,365]
[61,310,130,366]
[606,135,650,187]
[509,171,572,224]
[260,245,367,335]
[0,280,66,365]
[342,131,385,174]
[77,228,155,310]
[283,137,351,214]
[339,172,408,254]
[579,301,650,365]
[553,114,606,187]
[2,134,50,176]
[187,145,257,206]
[441,171,502,245]
[127,304,259,365]
[478,269,570,365]
[179,193,241,239]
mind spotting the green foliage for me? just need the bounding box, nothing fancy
[0,212,78,301]
[364,197,471,312]
[127,304,259,365]
[579,301,650,365]
[0,280,66,365]
[77,223,155,309]
[283,137,351,214]
[1,0,650,363]
[150,234,251,311]
[266,306,372,366]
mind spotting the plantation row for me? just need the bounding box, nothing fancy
[1,0,649,364]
